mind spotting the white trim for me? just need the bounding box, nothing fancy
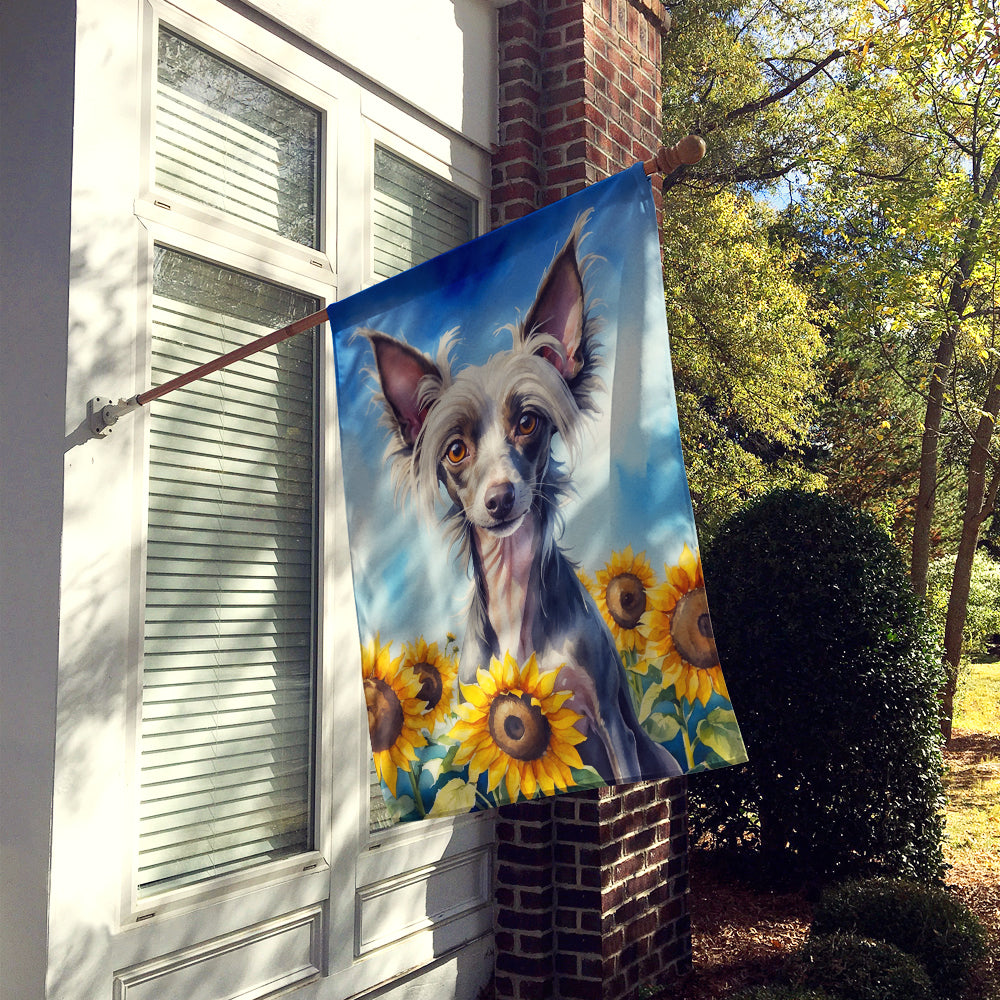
[114,903,325,1000]
[140,0,342,269]
[126,4,336,924]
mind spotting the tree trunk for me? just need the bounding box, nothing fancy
[910,160,1000,597]
[910,329,955,598]
[940,374,1000,741]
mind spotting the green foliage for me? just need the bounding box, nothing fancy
[732,987,835,1000]
[664,187,826,539]
[789,933,934,1000]
[660,0,1000,739]
[927,550,1000,658]
[661,0,853,192]
[693,488,947,882]
[811,878,989,1000]
[658,1,842,538]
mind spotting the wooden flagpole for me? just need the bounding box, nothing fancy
[88,136,705,437]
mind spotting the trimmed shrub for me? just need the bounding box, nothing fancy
[732,987,835,1000]
[692,488,947,882]
[811,878,988,999]
[790,933,934,1000]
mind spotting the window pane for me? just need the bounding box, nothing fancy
[373,146,477,279]
[139,247,317,895]
[156,28,320,248]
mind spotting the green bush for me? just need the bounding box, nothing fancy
[790,933,934,1000]
[693,488,947,882]
[732,987,836,1000]
[811,878,988,999]
[927,550,1000,659]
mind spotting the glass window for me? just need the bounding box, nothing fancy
[138,247,318,895]
[372,145,477,279]
[156,27,320,248]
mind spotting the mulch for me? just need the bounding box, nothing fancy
[665,732,1000,1000]
[671,850,814,999]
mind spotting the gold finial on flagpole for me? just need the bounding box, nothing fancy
[643,135,706,176]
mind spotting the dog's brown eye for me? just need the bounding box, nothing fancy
[445,439,467,464]
[517,413,538,436]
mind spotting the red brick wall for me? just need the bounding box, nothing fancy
[494,783,691,1000]
[490,4,691,998]
[553,784,690,996]
[492,0,667,227]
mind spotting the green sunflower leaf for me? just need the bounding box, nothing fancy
[695,708,746,763]
[639,682,671,722]
[644,711,683,744]
[569,764,607,790]
[386,794,415,821]
[423,744,461,783]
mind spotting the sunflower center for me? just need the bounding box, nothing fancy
[605,572,647,629]
[364,676,404,753]
[670,587,719,670]
[412,661,443,711]
[488,692,551,761]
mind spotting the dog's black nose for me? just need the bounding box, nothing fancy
[485,482,515,520]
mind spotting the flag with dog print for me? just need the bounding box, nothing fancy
[329,163,746,823]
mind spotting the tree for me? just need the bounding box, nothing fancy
[803,0,1000,736]
[662,188,825,537]
[781,203,972,549]
[661,0,854,195]
[660,0,1000,737]
[659,1,847,536]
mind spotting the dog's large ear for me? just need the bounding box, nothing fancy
[366,331,441,447]
[522,235,586,382]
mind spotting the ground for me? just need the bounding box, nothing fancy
[670,728,1000,1000]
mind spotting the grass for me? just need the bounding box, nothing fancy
[942,658,1000,1000]
[955,658,1000,733]
[945,660,1000,870]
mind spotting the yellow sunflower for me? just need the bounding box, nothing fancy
[361,635,428,797]
[584,545,657,653]
[400,636,458,733]
[448,652,587,802]
[646,544,728,706]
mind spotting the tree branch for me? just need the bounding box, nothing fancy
[704,49,848,133]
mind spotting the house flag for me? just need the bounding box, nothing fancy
[329,164,747,822]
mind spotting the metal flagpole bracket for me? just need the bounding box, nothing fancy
[88,395,140,438]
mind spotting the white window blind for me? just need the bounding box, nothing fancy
[368,149,477,830]
[156,27,320,248]
[138,248,318,895]
[372,145,477,279]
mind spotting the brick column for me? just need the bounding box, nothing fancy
[492,0,668,227]
[491,3,691,999]
[551,783,690,998]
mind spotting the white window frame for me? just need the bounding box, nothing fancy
[124,0,339,928]
[111,0,495,991]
